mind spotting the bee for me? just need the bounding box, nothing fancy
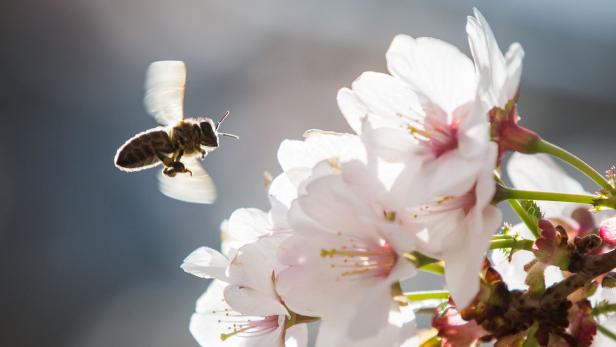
[114,60,238,204]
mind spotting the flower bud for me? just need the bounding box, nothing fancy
[489,101,541,159]
[599,217,616,247]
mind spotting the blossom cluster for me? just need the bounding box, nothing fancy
[180,8,616,347]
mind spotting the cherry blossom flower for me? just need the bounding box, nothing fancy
[337,28,494,199]
[269,131,367,228]
[183,215,307,347]
[335,9,516,308]
[466,8,524,111]
[276,160,417,344]
[400,143,501,308]
[189,279,306,347]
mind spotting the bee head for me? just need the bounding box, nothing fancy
[199,118,219,148]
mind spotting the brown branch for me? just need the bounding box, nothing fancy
[466,247,616,344]
[540,248,616,309]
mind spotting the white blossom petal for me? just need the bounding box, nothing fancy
[387,34,476,113]
[224,285,288,317]
[467,8,523,107]
[284,324,308,347]
[507,152,587,217]
[190,280,286,347]
[181,247,229,281]
[221,208,272,256]
[444,204,502,308]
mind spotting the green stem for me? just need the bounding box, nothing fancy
[419,334,441,347]
[403,252,445,275]
[405,290,449,302]
[492,234,514,240]
[489,238,534,251]
[508,199,540,238]
[535,139,613,192]
[419,262,445,275]
[598,323,616,342]
[522,322,540,347]
[500,188,597,205]
[496,185,616,210]
[593,303,616,316]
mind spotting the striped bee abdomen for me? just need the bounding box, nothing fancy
[115,129,175,171]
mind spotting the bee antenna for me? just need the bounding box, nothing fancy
[216,111,231,130]
[218,132,239,140]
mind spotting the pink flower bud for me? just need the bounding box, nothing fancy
[489,102,540,160]
[599,217,616,247]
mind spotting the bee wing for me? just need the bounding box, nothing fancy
[158,158,217,204]
[144,61,186,125]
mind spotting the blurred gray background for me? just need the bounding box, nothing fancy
[1,1,615,346]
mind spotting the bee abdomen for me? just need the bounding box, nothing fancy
[115,129,174,172]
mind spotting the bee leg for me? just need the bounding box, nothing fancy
[163,166,177,177]
[173,149,185,162]
[165,161,193,177]
[156,151,179,177]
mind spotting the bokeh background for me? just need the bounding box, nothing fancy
[1,1,616,346]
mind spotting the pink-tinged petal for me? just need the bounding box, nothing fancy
[316,303,418,347]
[268,173,297,228]
[277,133,366,173]
[339,159,414,213]
[276,232,378,317]
[250,327,285,347]
[386,35,476,113]
[457,103,491,158]
[410,208,466,256]
[467,8,525,108]
[222,208,271,256]
[360,124,419,162]
[315,311,357,347]
[228,237,281,298]
[181,247,229,281]
[224,285,288,317]
[473,144,498,208]
[347,283,394,340]
[504,42,524,101]
[295,175,378,239]
[284,324,308,347]
[444,205,501,308]
[190,281,240,347]
[190,280,285,347]
[507,153,587,217]
[337,87,368,134]
[466,8,508,108]
[379,223,417,255]
[347,71,423,127]
[420,149,482,198]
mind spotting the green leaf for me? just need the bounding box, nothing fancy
[520,200,543,225]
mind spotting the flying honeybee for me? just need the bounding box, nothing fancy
[114,60,237,204]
